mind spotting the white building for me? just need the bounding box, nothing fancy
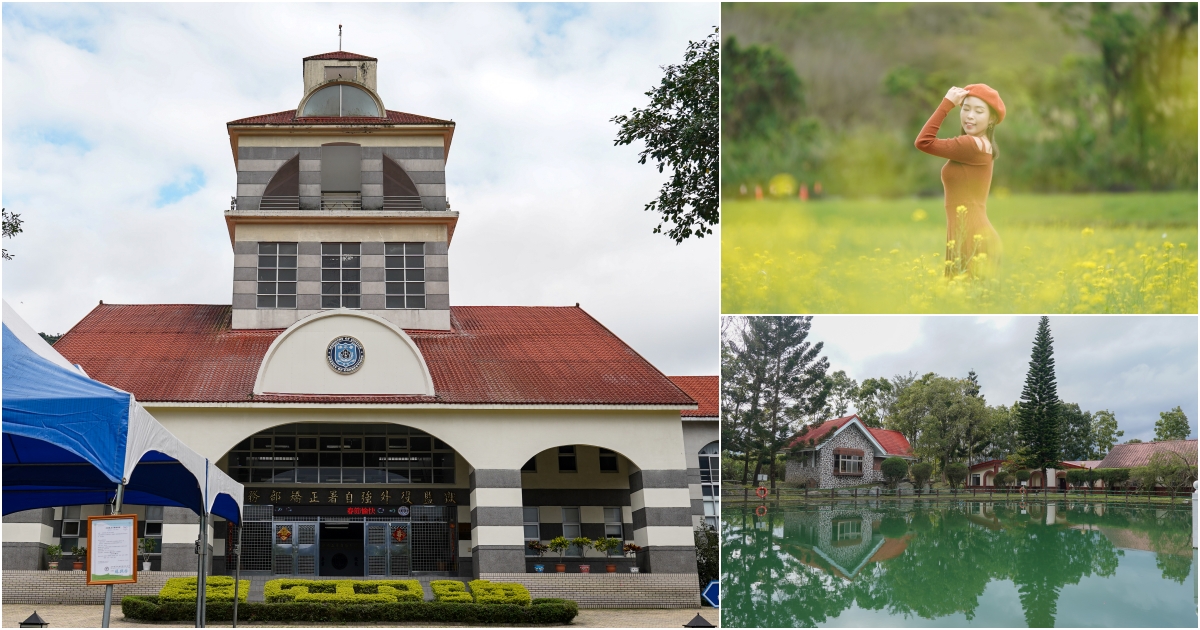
[2,50,717,601]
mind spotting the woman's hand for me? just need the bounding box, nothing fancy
[944,86,968,107]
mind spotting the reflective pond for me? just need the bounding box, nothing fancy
[722,501,1197,627]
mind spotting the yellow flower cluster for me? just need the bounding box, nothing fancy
[721,194,1198,314]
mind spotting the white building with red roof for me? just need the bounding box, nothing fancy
[3,50,710,605]
[784,415,915,489]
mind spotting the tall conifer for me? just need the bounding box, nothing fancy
[1017,317,1061,470]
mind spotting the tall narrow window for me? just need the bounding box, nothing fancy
[603,507,623,555]
[699,441,720,528]
[561,507,582,556]
[385,243,425,309]
[143,506,163,571]
[321,243,360,308]
[523,507,541,557]
[257,243,297,308]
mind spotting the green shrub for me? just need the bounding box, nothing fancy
[430,580,473,603]
[159,576,249,603]
[469,580,532,605]
[880,457,909,489]
[120,596,579,624]
[694,524,718,587]
[944,462,968,489]
[910,462,934,490]
[264,579,421,603]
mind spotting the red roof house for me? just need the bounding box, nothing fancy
[787,415,914,457]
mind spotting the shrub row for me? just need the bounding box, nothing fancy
[158,576,249,603]
[263,578,422,603]
[430,579,473,602]
[469,580,532,605]
[120,596,579,624]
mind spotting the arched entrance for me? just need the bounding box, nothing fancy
[220,422,470,577]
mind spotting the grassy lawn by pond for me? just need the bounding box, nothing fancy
[721,501,1197,627]
[722,192,1198,313]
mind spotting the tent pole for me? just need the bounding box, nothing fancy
[101,482,125,629]
[232,520,242,628]
[195,509,208,628]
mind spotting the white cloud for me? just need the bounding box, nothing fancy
[2,2,720,376]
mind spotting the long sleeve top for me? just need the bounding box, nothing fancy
[915,98,1001,269]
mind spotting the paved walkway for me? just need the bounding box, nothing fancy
[3,604,719,628]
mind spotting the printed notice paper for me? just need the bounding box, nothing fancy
[88,515,137,584]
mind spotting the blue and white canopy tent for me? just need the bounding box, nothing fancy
[2,300,243,627]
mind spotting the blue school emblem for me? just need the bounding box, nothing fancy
[327,336,365,374]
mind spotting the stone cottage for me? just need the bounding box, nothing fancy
[784,415,915,489]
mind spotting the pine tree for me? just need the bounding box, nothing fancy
[1017,317,1062,470]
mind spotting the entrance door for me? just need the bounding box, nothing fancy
[319,523,364,576]
[273,522,318,575]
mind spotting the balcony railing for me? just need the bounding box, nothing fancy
[321,197,362,211]
[259,196,299,211]
[383,196,424,211]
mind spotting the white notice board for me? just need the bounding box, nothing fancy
[87,514,138,585]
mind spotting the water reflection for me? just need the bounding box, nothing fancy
[722,501,1196,628]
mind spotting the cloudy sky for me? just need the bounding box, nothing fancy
[2,3,719,376]
[802,315,1198,442]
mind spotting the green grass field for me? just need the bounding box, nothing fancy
[722,192,1198,313]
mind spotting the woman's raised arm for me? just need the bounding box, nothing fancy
[914,98,990,166]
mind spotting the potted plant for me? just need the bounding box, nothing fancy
[46,544,62,571]
[547,536,571,572]
[571,537,593,573]
[623,542,642,573]
[70,545,86,571]
[139,538,155,571]
[591,536,621,572]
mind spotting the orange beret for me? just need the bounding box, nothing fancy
[965,84,1005,124]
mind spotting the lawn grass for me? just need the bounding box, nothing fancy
[722,191,1198,313]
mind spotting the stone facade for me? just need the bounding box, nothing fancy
[786,423,886,489]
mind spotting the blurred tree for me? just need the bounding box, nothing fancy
[1089,410,1123,458]
[38,333,62,346]
[612,28,718,243]
[1153,406,1191,441]
[822,370,858,418]
[854,377,895,428]
[1017,317,1062,470]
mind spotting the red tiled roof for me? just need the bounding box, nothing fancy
[787,414,914,457]
[304,51,377,61]
[228,109,451,126]
[969,459,1005,471]
[52,304,697,407]
[669,376,717,418]
[1097,440,1198,469]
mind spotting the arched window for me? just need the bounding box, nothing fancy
[699,441,719,528]
[261,155,300,210]
[301,84,381,117]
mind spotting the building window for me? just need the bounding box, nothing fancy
[557,446,576,472]
[971,473,981,487]
[598,448,618,472]
[143,506,163,569]
[257,243,297,308]
[302,84,381,117]
[523,507,541,556]
[521,457,537,473]
[836,453,863,475]
[385,243,425,309]
[60,506,82,553]
[833,518,863,545]
[321,243,360,308]
[561,507,582,556]
[699,441,719,528]
[603,507,623,555]
[227,424,455,485]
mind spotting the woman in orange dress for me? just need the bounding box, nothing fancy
[915,84,1006,277]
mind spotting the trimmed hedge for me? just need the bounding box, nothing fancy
[264,578,422,603]
[120,596,579,624]
[159,576,249,603]
[469,579,532,605]
[430,579,473,602]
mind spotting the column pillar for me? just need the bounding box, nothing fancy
[469,468,525,577]
[629,469,697,574]
[1,508,55,569]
